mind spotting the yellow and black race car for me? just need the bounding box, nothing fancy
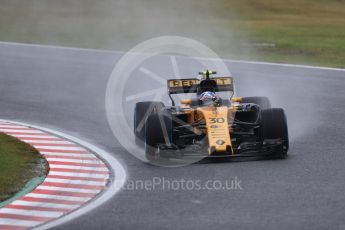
[134,70,289,164]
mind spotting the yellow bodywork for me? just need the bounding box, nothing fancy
[181,99,237,155]
[197,106,234,155]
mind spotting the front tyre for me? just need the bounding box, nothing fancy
[134,101,164,146]
[145,111,173,164]
[260,108,289,157]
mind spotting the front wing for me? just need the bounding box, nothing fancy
[158,139,286,159]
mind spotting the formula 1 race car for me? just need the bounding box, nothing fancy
[134,70,289,164]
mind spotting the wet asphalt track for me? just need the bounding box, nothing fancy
[0,42,345,230]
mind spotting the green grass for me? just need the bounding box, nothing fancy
[0,132,48,202]
[236,0,345,67]
[0,0,344,67]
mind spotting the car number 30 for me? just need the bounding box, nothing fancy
[209,118,225,123]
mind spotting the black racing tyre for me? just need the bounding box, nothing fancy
[241,96,271,110]
[145,111,173,163]
[134,101,164,145]
[260,108,289,155]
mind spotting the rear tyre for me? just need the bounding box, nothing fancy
[145,111,173,164]
[242,97,271,110]
[260,108,289,157]
[134,101,164,145]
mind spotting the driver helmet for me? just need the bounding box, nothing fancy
[199,91,219,104]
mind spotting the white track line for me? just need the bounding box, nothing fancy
[0,208,63,218]
[1,41,344,72]
[24,194,91,202]
[222,58,345,72]
[11,201,79,210]
[0,129,44,133]
[40,152,96,157]
[44,178,106,186]
[0,125,31,129]
[48,164,108,171]
[24,140,74,144]
[37,186,101,194]
[47,171,109,179]
[0,218,42,227]
[44,158,102,164]
[31,146,85,151]
[12,134,61,139]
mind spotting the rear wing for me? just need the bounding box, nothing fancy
[167,77,234,94]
